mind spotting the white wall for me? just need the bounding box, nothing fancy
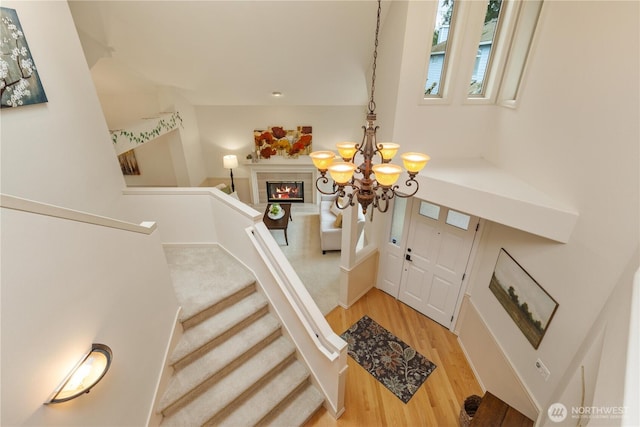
[0,2,180,425]
[389,0,496,159]
[543,247,638,426]
[195,105,366,180]
[1,208,178,427]
[159,89,208,187]
[386,0,639,416]
[122,136,178,187]
[91,59,162,131]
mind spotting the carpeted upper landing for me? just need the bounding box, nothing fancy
[164,246,255,321]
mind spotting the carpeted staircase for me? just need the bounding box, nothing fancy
[159,245,324,426]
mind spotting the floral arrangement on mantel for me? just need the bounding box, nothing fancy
[253,126,312,159]
[110,112,183,145]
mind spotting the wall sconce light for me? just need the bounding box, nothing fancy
[45,344,113,404]
[223,154,238,192]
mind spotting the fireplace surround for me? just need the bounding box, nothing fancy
[246,157,318,205]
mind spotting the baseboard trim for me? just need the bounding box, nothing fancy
[457,335,486,392]
[146,306,183,427]
[339,283,374,310]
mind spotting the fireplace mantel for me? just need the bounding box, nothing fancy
[245,157,318,205]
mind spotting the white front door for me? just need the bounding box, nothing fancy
[398,200,479,328]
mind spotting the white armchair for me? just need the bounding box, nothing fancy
[319,195,365,254]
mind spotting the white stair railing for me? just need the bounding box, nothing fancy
[247,222,347,417]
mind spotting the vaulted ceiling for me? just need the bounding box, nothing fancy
[68,1,388,106]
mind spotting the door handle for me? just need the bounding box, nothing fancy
[405,254,412,262]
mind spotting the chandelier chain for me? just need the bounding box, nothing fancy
[368,0,382,114]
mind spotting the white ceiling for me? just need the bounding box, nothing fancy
[68,1,387,106]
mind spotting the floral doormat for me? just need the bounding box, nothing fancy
[340,315,436,403]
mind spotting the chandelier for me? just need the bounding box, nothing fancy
[310,0,430,217]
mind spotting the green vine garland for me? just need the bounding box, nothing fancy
[111,112,183,145]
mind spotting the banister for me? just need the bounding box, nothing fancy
[247,223,345,360]
[0,193,156,234]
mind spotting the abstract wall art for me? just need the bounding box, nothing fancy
[0,7,48,108]
[254,126,312,159]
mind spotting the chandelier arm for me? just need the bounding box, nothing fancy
[376,190,392,214]
[350,142,364,164]
[314,175,341,196]
[392,177,420,198]
[332,184,359,210]
[345,190,357,208]
[332,189,358,209]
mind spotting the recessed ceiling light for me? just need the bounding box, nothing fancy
[271,91,283,97]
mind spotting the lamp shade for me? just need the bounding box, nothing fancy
[378,143,400,161]
[401,152,430,173]
[372,163,402,187]
[328,162,357,184]
[310,151,336,170]
[223,155,238,169]
[336,142,358,161]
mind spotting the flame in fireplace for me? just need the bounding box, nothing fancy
[266,181,304,202]
[272,184,300,199]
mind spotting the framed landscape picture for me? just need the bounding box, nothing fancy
[489,248,558,349]
[118,150,140,175]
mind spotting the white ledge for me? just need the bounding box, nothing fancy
[110,112,181,155]
[413,158,579,243]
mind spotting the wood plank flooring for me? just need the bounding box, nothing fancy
[304,288,483,427]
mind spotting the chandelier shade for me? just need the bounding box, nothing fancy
[328,162,357,184]
[378,143,400,161]
[310,151,336,170]
[336,142,359,161]
[372,163,402,187]
[401,152,431,173]
[309,0,430,216]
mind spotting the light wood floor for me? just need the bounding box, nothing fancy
[304,288,483,427]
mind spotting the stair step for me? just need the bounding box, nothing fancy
[160,336,296,427]
[182,284,256,330]
[169,291,268,368]
[164,245,256,324]
[159,314,281,416]
[262,382,326,427]
[214,360,310,426]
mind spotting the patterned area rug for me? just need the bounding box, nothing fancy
[340,315,437,403]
